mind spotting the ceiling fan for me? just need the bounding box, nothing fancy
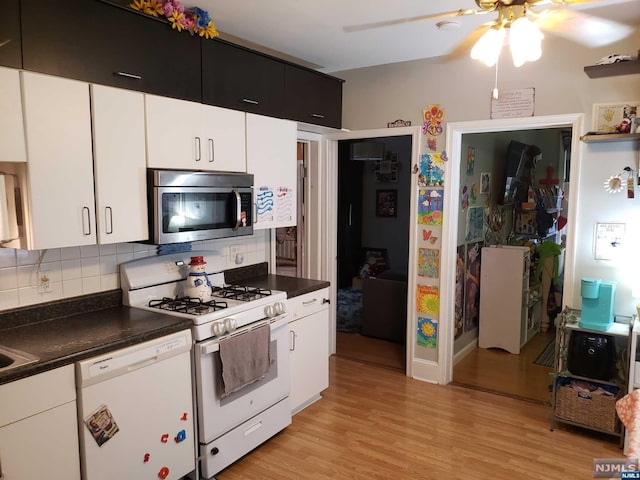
[343,0,635,67]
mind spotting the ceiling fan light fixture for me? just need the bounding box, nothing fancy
[509,16,543,67]
[470,27,505,67]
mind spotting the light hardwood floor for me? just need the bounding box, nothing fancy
[453,331,555,404]
[217,355,620,480]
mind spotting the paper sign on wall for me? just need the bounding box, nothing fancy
[490,88,535,119]
[256,186,275,224]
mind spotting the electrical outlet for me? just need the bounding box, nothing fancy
[37,271,51,293]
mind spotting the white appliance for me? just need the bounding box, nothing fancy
[76,329,195,480]
[120,251,291,479]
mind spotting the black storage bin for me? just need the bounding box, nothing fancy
[567,331,616,381]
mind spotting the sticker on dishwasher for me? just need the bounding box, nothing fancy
[84,404,119,447]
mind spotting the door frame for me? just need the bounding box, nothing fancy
[441,113,584,384]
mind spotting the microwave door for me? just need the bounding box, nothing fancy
[230,189,242,230]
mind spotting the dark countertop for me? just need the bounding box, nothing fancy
[0,296,191,386]
[224,263,330,299]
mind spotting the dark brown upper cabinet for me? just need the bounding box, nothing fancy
[0,0,22,68]
[21,0,201,102]
[284,65,343,129]
[202,39,286,118]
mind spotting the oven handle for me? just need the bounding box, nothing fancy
[200,313,289,356]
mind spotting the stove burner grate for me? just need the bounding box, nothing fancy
[148,296,228,316]
[211,285,272,302]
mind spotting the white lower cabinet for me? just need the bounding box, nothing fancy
[0,365,81,479]
[288,287,330,413]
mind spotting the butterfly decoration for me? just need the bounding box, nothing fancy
[413,164,419,174]
[441,151,448,162]
[422,229,438,244]
[427,138,437,151]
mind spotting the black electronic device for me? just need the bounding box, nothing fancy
[567,331,616,381]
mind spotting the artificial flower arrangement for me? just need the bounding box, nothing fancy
[129,0,219,39]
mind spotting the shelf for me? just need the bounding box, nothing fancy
[584,60,640,78]
[580,133,640,143]
[557,372,620,388]
[553,415,622,437]
[565,320,630,337]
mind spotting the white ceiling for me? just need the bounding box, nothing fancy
[193,0,640,73]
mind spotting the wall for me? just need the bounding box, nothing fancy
[0,232,269,313]
[360,135,412,273]
[334,32,640,319]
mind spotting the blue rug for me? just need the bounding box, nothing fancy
[337,288,363,333]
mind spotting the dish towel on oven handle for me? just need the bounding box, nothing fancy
[219,324,271,398]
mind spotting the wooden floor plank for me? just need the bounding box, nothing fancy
[217,355,620,480]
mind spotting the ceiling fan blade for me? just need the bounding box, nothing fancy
[443,23,494,61]
[531,7,635,47]
[343,8,483,33]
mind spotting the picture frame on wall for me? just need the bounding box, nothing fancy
[480,172,491,194]
[376,189,397,217]
[592,101,639,134]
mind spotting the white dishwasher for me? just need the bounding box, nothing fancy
[76,329,195,480]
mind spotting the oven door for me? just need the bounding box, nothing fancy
[194,314,290,443]
[153,185,253,244]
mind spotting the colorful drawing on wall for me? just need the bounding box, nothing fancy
[416,285,439,316]
[418,152,445,187]
[480,172,491,194]
[465,206,484,242]
[417,317,438,349]
[418,248,440,278]
[454,245,465,340]
[418,189,443,225]
[470,183,478,204]
[460,185,469,210]
[464,241,482,333]
[427,138,437,151]
[466,146,475,176]
[422,104,445,137]
[256,186,275,224]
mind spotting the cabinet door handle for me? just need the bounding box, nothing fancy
[105,206,113,234]
[242,98,259,105]
[322,298,330,305]
[195,137,201,161]
[82,207,92,236]
[302,298,317,306]
[114,71,142,80]
[289,330,295,351]
[208,138,214,163]
[311,113,325,119]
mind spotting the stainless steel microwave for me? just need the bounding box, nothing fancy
[148,170,254,244]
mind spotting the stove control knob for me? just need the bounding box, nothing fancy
[274,301,286,315]
[212,321,225,337]
[224,317,237,333]
[264,304,276,318]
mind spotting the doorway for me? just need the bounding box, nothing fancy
[335,135,412,371]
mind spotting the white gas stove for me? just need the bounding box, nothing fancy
[120,250,287,342]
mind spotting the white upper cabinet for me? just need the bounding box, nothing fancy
[145,94,246,172]
[0,67,27,162]
[91,84,148,244]
[21,71,96,249]
[246,113,297,230]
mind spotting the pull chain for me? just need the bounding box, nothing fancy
[492,56,500,100]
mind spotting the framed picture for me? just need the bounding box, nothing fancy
[480,172,491,194]
[376,189,397,217]
[592,101,639,134]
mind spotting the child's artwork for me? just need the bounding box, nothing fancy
[417,317,438,349]
[464,242,482,332]
[466,146,475,176]
[256,186,275,224]
[454,245,465,340]
[416,284,439,316]
[465,206,484,242]
[460,185,469,210]
[418,152,446,187]
[418,248,440,278]
[418,188,443,225]
[470,183,478,204]
[422,104,445,137]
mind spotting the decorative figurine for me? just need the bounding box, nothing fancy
[185,255,212,302]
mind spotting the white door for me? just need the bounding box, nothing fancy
[145,94,201,170]
[21,71,96,249]
[200,104,246,172]
[246,114,297,229]
[91,84,148,244]
[0,67,26,163]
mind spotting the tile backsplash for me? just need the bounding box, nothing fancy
[0,232,269,311]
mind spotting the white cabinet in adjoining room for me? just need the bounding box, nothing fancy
[145,94,246,172]
[91,84,148,244]
[0,365,81,479]
[246,113,297,230]
[0,67,26,163]
[288,287,330,413]
[21,71,96,249]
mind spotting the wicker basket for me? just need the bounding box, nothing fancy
[555,384,619,432]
